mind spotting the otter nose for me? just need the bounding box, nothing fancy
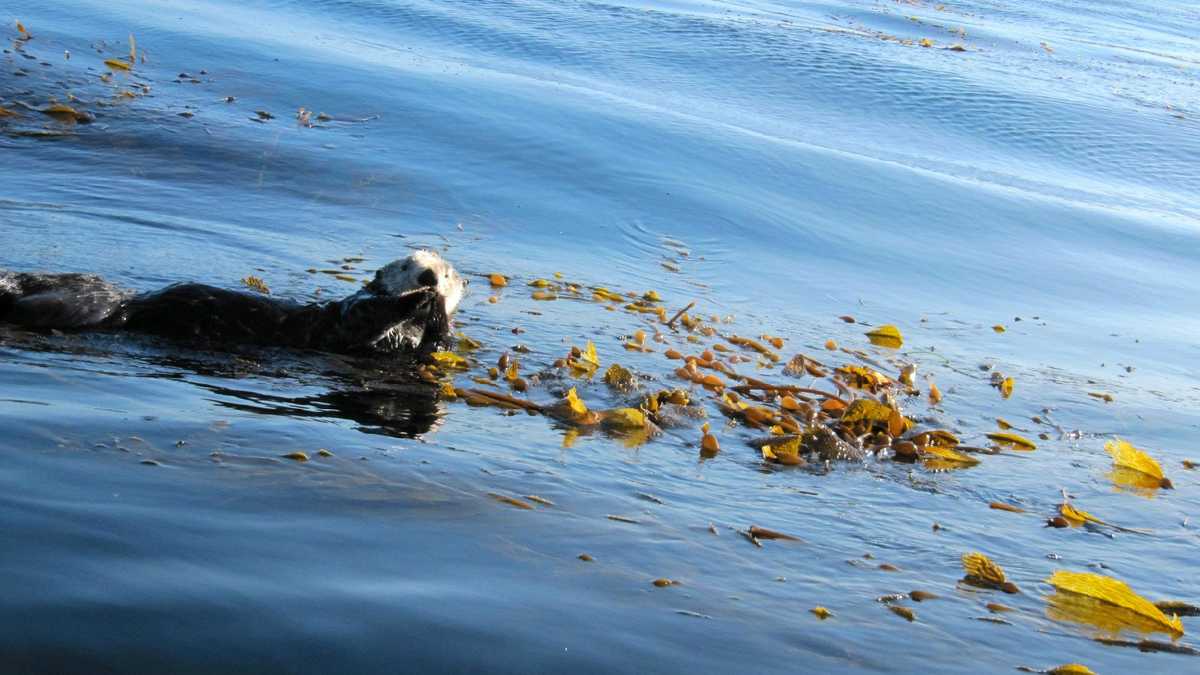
[417,269,437,287]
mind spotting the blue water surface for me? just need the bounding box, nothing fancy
[2,0,1198,672]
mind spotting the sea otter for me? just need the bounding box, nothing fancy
[0,250,467,355]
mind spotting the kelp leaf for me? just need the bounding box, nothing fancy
[565,387,588,417]
[430,351,469,369]
[865,324,903,349]
[962,552,1018,593]
[1046,666,1096,675]
[241,275,270,294]
[986,432,1037,450]
[1059,502,1104,527]
[1000,377,1014,399]
[104,58,131,71]
[581,340,600,367]
[1046,570,1184,637]
[841,399,893,424]
[922,445,980,466]
[1105,438,1169,487]
[603,407,647,430]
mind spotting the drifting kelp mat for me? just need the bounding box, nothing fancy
[414,263,1195,672]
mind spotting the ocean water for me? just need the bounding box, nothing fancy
[2,0,1198,672]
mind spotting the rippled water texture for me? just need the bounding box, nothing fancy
[2,0,1199,672]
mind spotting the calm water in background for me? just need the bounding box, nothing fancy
[2,0,1199,672]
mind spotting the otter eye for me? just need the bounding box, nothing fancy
[417,269,437,287]
[401,264,409,271]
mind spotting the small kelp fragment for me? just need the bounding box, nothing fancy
[748,525,801,542]
[909,591,939,602]
[810,607,833,620]
[961,552,1019,593]
[531,290,557,300]
[986,603,1013,613]
[317,449,334,457]
[928,380,943,405]
[1154,601,1200,617]
[455,332,482,350]
[602,407,648,431]
[1057,502,1106,528]
[0,106,18,117]
[104,58,132,71]
[990,502,1025,513]
[241,275,270,294]
[281,451,309,462]
[1183,460,1197,470]
[996,418,1013,430]
[41,103,93,123]
[865,324,903,348]
[429,351,469,370]
[578,553,594,562]
[607,515,639,524]
[1046,570,1184,637]
[489,493,534,510]
[488,273,507,287]
[992,324,1006,333]
[1047,666,1097,675]
[921,445,980,470]
[840,398,894,425]
[652,578,675,588]
[998,376,1014,399]
[524,495,555,507]
[835,364,893,392]
[591,287,623,302]
[824,339,837,350]
[1088,392,1114,403]
[728,335,780,361]
[568,340,600,374]
[700,422,720,457]
[889,605,916,622]
[565,387,588,415]
[986,432,1037,451]
[761,436,804,466]
[919,37,934,48]
[1105,438,1171,489]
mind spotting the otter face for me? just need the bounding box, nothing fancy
[369,249,467,316]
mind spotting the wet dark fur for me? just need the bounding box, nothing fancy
[0,271,450,354]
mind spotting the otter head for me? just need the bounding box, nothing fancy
[367,249,467,316]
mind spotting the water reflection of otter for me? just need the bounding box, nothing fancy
[0,250,467,354]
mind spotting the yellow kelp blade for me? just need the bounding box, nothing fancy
[581,340,600,367]
[1045,666,1096,675]
[961,552,1018,593]
[1046,570,1184,637]
[566,387,588,417]
[1058,502,1105,527]
[840,398,892,424]
[865,324,903,349]
[1105,438,1171,488]
[922,445,980,471]
[602,407,647,431]
[429,351,469,369]
[986,432,1037,451]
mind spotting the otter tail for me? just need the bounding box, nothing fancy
[0,271,128,329]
